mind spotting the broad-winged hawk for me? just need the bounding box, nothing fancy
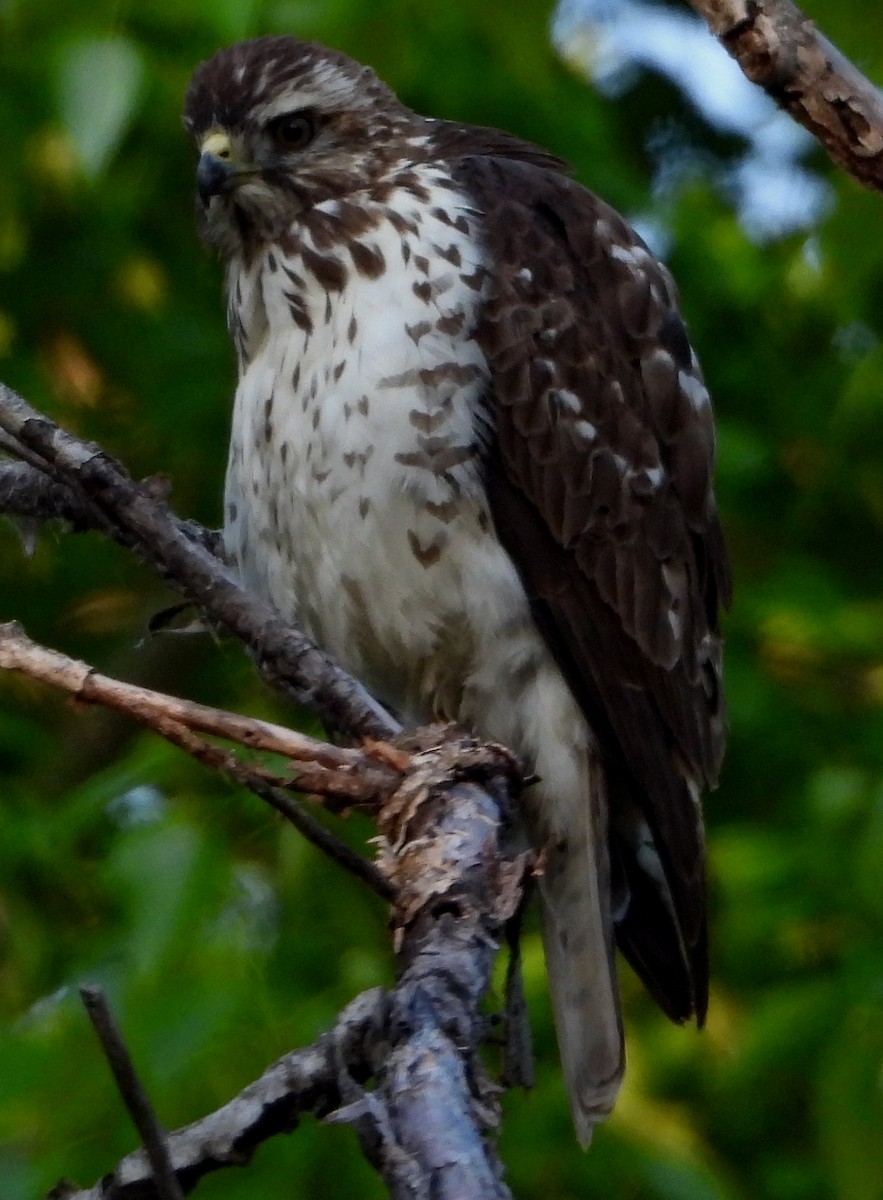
[184,36,730,1145]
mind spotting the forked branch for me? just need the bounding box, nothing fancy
[0,385,529,1197]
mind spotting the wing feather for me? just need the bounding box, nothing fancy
[450,151,730,1020]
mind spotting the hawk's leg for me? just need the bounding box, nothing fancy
[501,860,536,1091]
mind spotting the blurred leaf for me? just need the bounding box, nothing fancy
[817,1007,883,1200]
[55,36,145,178]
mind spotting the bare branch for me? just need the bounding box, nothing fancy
[0,427,56,473]
[686,0,883,190]
[0,385,528,1197]
[0,459,102,528]
[0,456,224,561]
[50,989,390,1200]
[52,752,526,1200]
[79,987,185,1200]
[0,621,396,900]
[139,711,396,899]
[0,621,400,797]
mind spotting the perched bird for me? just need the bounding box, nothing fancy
[184,35,729,1146]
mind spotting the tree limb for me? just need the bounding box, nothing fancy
[0,458,103,530]
[686,0,883,190]
[49,989,391,1200]
[0,621,402,802]
[0,622,522,914]
[49,747,527,1199]
[0,463,530,1197]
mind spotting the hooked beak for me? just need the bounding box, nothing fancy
[196,130,237,204]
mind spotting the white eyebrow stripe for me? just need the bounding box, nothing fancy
[254,89,328,122]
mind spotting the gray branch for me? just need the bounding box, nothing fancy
[0,459,99,528]
[0,382,529,1197]
[50,990,389,1200]
[52,754,525,1200]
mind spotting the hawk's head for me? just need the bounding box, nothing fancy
[183,36,419,254]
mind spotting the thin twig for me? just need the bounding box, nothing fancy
[0,621,396,901]
[0,620,399,796]
[62,761,521,1199]
[53,989,389,1200]
[79,987,185,1200]
[0,459,101,528]
[135,702,396,900]
[0,427,54,473]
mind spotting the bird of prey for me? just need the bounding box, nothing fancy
[184,35,729,1146]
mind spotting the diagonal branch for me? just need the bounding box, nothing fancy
[0,621,401,801]
[686,0,883,190]
[50,989,391,1200]
[79,987,185,1200]
[0,427,57,474]
[50,754,527,1200]
[0,382,531,1197]
[0,458,100,528]
[0,621,397,900]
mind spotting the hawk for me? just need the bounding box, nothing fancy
[184,36,729,1146]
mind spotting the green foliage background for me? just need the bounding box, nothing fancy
[2,1,883,1197]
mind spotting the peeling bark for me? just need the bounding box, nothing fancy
[687,0,883,190]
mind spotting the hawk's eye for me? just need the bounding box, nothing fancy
[268,110,317,151]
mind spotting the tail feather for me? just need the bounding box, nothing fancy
[535,769,623,1147]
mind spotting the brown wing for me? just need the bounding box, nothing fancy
[451,152,730,1022]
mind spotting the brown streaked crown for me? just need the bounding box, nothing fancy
[183,36,404,139]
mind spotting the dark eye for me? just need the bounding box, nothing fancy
[268,110,317,151]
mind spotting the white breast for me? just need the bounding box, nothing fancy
[223,164,596,845]
[225,170,503,714]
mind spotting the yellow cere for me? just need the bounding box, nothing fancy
[200,130,233,160]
